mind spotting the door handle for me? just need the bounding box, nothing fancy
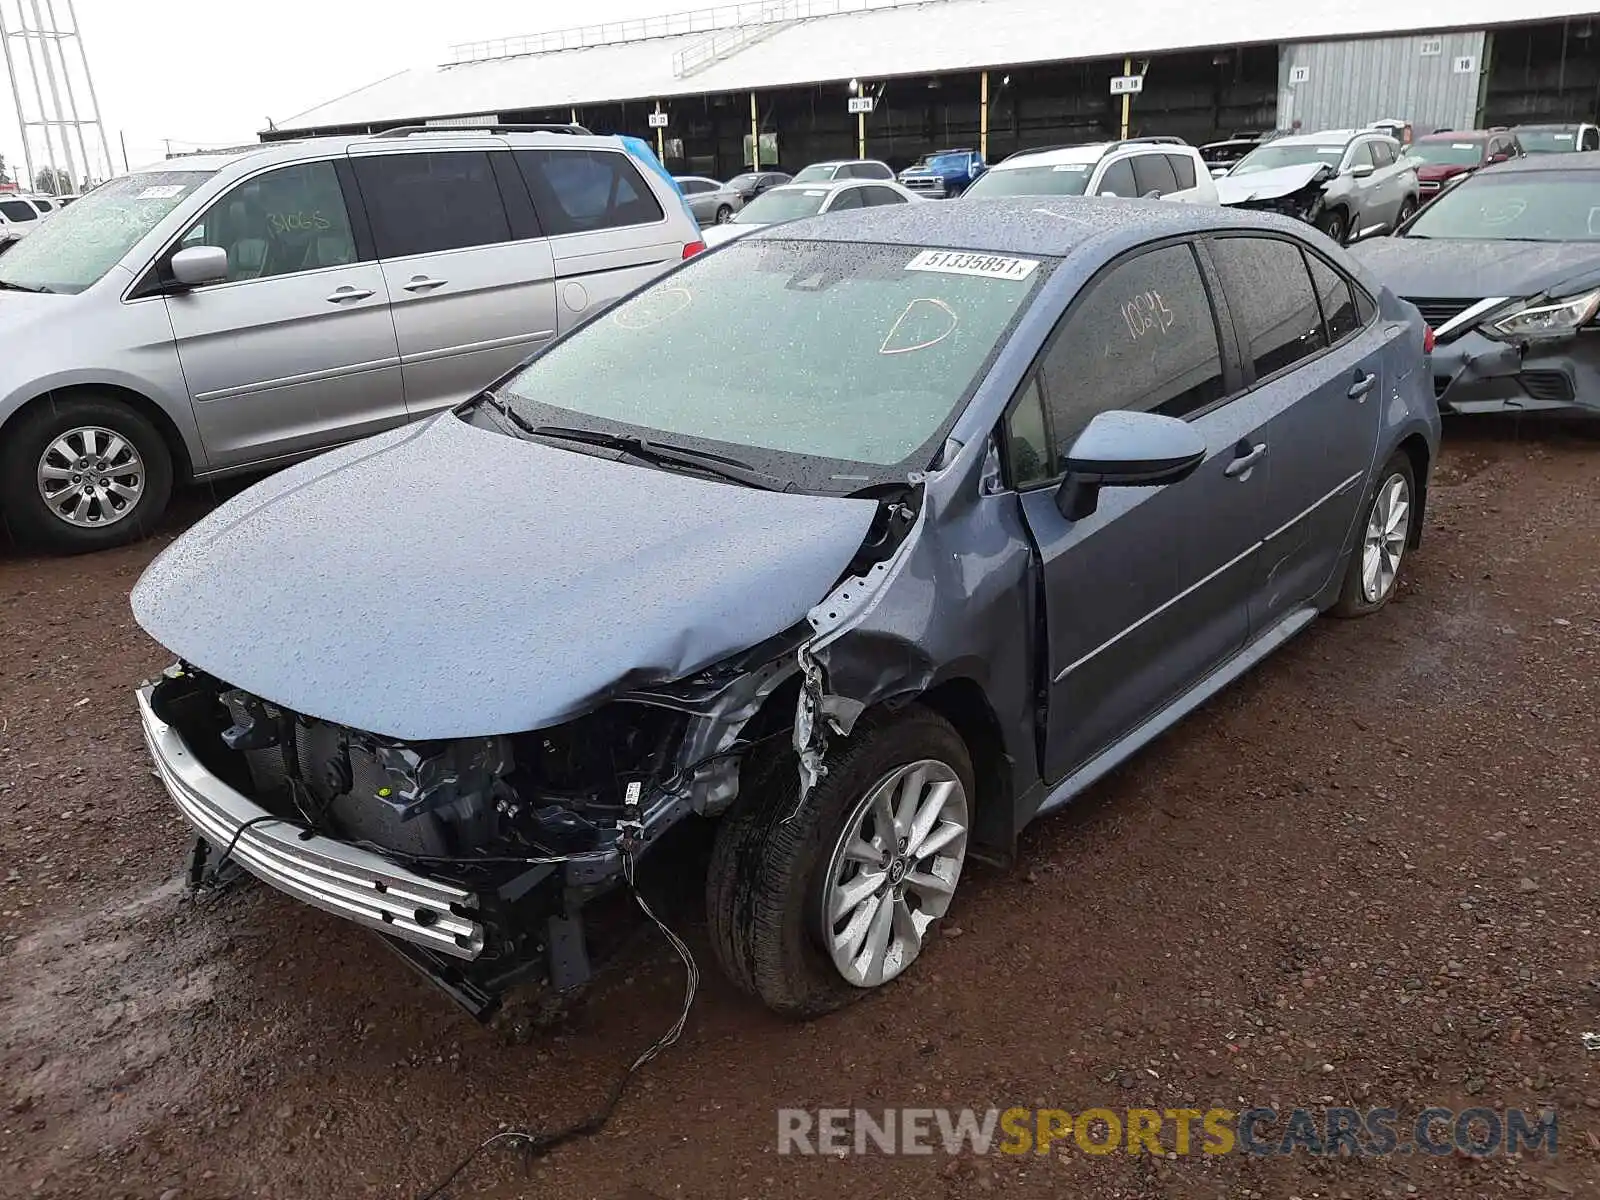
[403,276,447,293]
[1224,442,1268,478]
[326,286,375,303]
[1348,371,1376,400]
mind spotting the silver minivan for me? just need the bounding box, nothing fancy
[0,126,704,552]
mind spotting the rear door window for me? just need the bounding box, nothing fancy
[1097,157,1137,197]
[1168,153,1197,190]
[353,151,511,258]
[1304,251,1362,343]
[515,149,665,236]
[858,185,908,207]
[1131,153,1180,197]
[1209,236,1327,379]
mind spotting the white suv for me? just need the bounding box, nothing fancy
[963,137,1220,204]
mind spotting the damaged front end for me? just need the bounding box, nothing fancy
[1219,165,1334,226]
[138,485,930,1021]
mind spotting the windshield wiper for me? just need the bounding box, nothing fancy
[463,388,544,439]
[529,424,789,491]
[0,280,51,293]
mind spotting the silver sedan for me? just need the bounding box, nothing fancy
[674,176,744,226]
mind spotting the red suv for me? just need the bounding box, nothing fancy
[1407,130,1521,203]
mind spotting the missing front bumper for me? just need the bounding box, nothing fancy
[137,684,487,959]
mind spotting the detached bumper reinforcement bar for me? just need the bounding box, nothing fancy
[136,685,486,959]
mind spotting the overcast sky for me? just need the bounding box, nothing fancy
[0,0,681,183]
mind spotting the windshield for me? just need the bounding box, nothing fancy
[0,170,211,294]
[732,188,831,224]
[791,164,838,183]
[1402,172,1600,241]
[495,239,1047,489]
[964,163,1092,198]
[1406,140,1485,168]
[1230,143,1346,175]
[1515,128,1577,153]
[927,153,968,171]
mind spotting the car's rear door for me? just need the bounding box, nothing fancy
[1203,234,1385,632]
[1011,238,1277,783]
[348,144,558,417]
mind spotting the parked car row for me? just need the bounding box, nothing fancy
[0,191,67,250]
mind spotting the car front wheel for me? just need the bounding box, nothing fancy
[1317,207,1349,244]
[1332,451,1416,617]
[0,393,174,553]
[706,706,973,1017]
[714,204,733,223]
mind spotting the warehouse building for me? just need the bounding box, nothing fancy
[268,0,1600,178]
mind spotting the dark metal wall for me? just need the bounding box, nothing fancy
[1483,19,1600,126]
[265,19,1591,175]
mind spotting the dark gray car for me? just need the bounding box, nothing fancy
[132,198,1438,1019]
[1349,151,1600,415]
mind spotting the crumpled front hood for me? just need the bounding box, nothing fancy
[131,414,878,740]
[1347,237,1600,301]
[1216,163,1330,205]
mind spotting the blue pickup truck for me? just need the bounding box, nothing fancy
[898,148,988,198]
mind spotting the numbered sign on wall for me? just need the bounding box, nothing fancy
[1452,56,1478,74]
[1288,66,1310,84]
[1109,75,1143,96]
[848,96,875,114]
[648,112,669,128]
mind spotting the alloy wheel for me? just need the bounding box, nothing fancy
[820,759,969,988]
[1361,473,1411,603]
[36,425,146,529]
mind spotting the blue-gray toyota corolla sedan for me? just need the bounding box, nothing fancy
[130,198,1439,1020]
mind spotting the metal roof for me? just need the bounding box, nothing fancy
[277,0,1599,134]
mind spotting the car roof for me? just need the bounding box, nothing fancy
[747,194,1336,260]
[1476,149,1600,174]
[1417,130,1489,141]
[994,144,1112,170]
[128,129,644,177]
[765,179,863,194]
[1271,129,1369,146]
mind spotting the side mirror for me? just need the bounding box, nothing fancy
[1054,411,1207,520]
[1141,189,1164,200]
[1488,152,1509,164]
[170,245,229,288]
[1097,189,1122,198]
[1348,162,1376,179]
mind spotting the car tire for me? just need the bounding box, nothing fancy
[0,392,174,554]
[1331,451,1416,618]
[1396,198,1418,228]
[1317,207,1349,244]
[706,705,973,1017]
[714,205,733,224]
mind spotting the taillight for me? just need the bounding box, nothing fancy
[1423,325,1435,354]
[683,240,706,259]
